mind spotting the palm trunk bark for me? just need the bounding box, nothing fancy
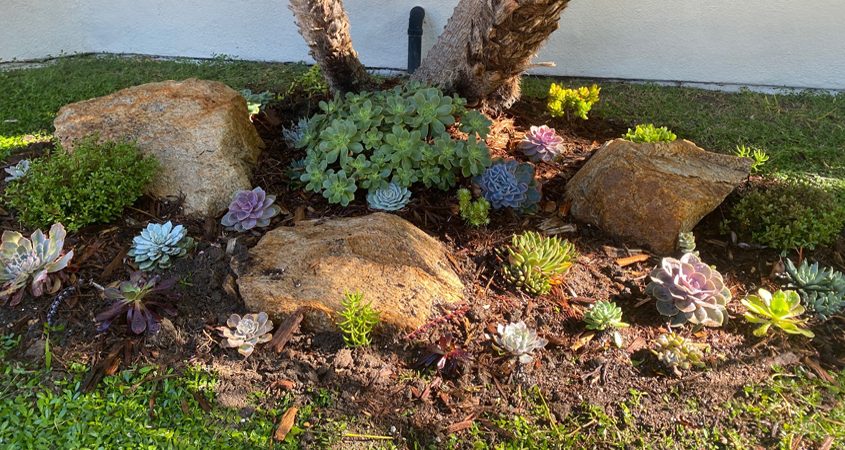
[289,0,372,94]
[412,0,571,110]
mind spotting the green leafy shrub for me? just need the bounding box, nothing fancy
[741,288,814,338]
[734,144,769,173]
[337,291,380,347]
[500,231,577,296]
[783,259,845,320]
[623,124,677,143]
[296,83,492,206]
[729,180,845,251]
[547,83,600,120]
[4,137,157,232]
[457,188,490,227]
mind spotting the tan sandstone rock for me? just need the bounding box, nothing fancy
[53,78,263,217]
[232,213,465,332]
[565,139,750,254]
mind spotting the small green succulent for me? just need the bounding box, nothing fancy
[783,259,845,320]
[584,301,628,348]
[321,170,357,206]
[547,83,600,120]
[337,291,380,347]
[457,188,490,227]
[623,124,677,143]
[240,89,273,117]
[500,231,577,296]
[677,232,699,257]
[734,145,769,173]
[741,289,814,338]
[652,332,708,374]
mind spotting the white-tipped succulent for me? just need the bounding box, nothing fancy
[127,221,193,271]
[494,321,548,364]
[0,223,73,306]
[218,312,274,358]
[4,159,30,182]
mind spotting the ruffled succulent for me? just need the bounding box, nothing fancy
[741,289,814,338]
[128,221,193,271]
[218,312,274,358]
[652,332,708,374]
[519,125,564,163]
[500,231,577,296]
[494,321,548,364]
[4,159,30,182]
[95,272,177,335]
[645,253,731,327]
[221,187,281,232]
[783,259,845,320]
[474,159,541,213]
[366,182,411,211]
[0,223,73,306]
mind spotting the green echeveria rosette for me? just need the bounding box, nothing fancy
[128,221,193,271]
[366,182,411,211]
[783,259,845,320]
[645,253,731,328]
[584,301,628,331]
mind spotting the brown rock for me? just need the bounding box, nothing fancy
[565,139,750,254]
[53,79,263,217]
[232,213,465,332]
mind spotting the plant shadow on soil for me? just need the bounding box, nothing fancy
[1,92,843,448]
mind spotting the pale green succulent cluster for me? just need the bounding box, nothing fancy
[337,291,380,348]
[741,289,814,338]
[500,231,577,296]
[677,231,698,256]
[0,223,73,305]
[128,222,194,271]
[623,124,677,143]
[783,259,845,320]
[296,83,492,206]
[457,188,490,227]
[584,301,628,331]
[652,332,708,373]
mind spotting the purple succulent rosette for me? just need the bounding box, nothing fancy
[221,187,281,232]
[474,159,541,213]
[645,253,732,327]
[518,125,564,163]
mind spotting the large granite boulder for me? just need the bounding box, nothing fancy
[565,139,750,254]
[53,78,263,217]
[232,213,465,332]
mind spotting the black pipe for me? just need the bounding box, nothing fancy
[408,6,425,74]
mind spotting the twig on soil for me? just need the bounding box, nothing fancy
[342,432,394,441]
[269,307,305,353]
[615,254,650,267]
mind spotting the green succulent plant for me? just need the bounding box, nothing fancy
[337,291,380,348]
[500,231,577,296]
[457,188,490,227]
[783,259,845,320]
[734,145,769,173]
[547,83,600,120]
[623,124,677,143]
[741,289,814,338]
[584,300,628,348]
[240,89,273,117]
[652,332,708,375]
[677,232,699,257]
[297,83,492,206]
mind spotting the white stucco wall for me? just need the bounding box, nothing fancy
[2,0,844,89]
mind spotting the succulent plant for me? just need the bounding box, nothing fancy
[645,253,731,328]
[128,221,194,271]
[282,117,310,147]
[547,84,600,120]
[413,334,469,376]
[783,259,845,320]
[366,182,411,211]
[241,89,273,117]
[652,332,709,374]
[623,124,677,143]
[218,312,274,358]
[4,159,30,182]
[741,289,814,338]
[321,170,358,206]
[457,188,490,227]
[220,187,281,232]
[584,301,628,331]
[337,291,380,348]
[734,145,769,173]
[0,223,73,306]
[519,125,564,163]
[475,159,541,213]
[500,231,577,296]
[95,272,178,335]
[494,321,548,364]
[677,231,699,257]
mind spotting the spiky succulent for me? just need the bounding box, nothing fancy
[645,253,731,327]
[519,125,564,163]
[677,232,699,256]
[457,188,490,227]
[95,272,177,335]
[218,312,274,358]
[741,289,814,338]
[366,182,411,211]
[221,187,281,232]
[282,117,310,147]
[4,159,30,182]
[652,332,708,374]
[500,231,577,296]
[783,259,845,320]
[494,321,548,364]
[127,221,194,271]
[475,159,541,213]
[584,301,628,331]
[0,223,73,306]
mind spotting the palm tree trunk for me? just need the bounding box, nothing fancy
[413,0,571,110]
[289,0,372,94]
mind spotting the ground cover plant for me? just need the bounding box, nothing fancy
[0,55,844,449]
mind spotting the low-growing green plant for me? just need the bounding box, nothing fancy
[729,180,845,251]
[240,89,273,117]
[547,83,600,120]
[500,231,577,296]
[623,124,677,143]
[4,137,157,232]
[652,332,708,375]
[296,83,492,206]
[584,300,628,348]
[741,288,814,338]
[337,291,379,347]
[734,144,769,173]
[457,188,490,227]
[783,259,845,320]
[677,231,699,256]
